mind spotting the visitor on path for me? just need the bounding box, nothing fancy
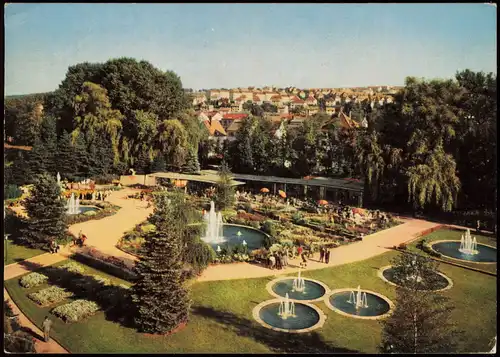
[42,316,52,342]
[325,249,331,264]
[301,251,308,267]
[319,246,325,263]
[297,245,303,257]
[476,220,481,233]
[268,255,276,270]
[79,234,87,247]
[49,239,59,254]
[283,248,289,266]
[275,253,282,270]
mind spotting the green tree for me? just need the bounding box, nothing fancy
[28,138,48,179]
[214,161,235,210]
[134,149,152,175]
[19,173,67,249]
[10,151,33,186]
[151,154,167,172]
[39,115,58,174]
[156,119,189,171]
[131,192,191,334]
[56,130,77,181]
[380,272,461,353]
[73,133,91,180]
[182,148,200,174]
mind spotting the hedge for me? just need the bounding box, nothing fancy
[71,253,137,282]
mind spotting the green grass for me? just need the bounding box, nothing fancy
[407,228,497,274]
[3,240,46,265]
[5,250,496,353]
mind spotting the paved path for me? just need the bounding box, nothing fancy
[196,217,442,282]
[4,288,68,354]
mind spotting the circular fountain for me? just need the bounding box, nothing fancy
[267,271,330,302]
[378,265,453,292]
[65,192,99,215]
[430,230,497,263]
[325,286,394,320]
[201,201,268,251]
[253,295,326,333]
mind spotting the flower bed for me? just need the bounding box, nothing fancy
[28,286,74,306]
[92,275,112,286]
[52,299,100,323]
[60,262,85,274]
[19,272,48,289]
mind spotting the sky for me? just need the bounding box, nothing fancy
[4,3,497,95]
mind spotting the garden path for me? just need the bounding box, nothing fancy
[196,217,442,282]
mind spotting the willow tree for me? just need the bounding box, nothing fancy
[406,139,460,212]
[72,81,124,165]
[156,119,189,171]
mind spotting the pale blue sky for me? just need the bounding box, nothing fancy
[5,3,497,95]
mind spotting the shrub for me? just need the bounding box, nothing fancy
[92,275,112,286]
[243,202,253,213]
[28,286,73,306]
[83,210,97,216]
[398,243,407,250]
[261,220,276,236]
[291,212,305,224]
[72,253,137,282]
[5,184,22,200]
[19,272,48,288]
[60,262,85,274]
[52,299,100,323]
[249,221,260,229]
[140,224,156,233]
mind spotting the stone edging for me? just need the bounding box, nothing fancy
[252,299,327,334]
[324,288,394,320]
[377,265,454,292]
[265,276,331,303]
[429,240,497,265]
[222,223,272,239]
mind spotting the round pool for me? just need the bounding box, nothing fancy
[66,206,100,215]
[430,241,497,263]
[380,266,452,291]
[203,224,268,251]
[253,299,326,333]
[325,289,393,319]
[269,278,328,301]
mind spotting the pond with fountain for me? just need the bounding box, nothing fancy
[66,192,99,215]
[201,201,268,251]
[267,270,329,302]
[326,286,393,319]
[430,229,497,263]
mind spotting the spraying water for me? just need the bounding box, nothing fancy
[202,201,226,244]
[347,285,368,310]
[66,193,81,215]
[459,229,478,255]
[278,293,296,319]
[292,269,306,293]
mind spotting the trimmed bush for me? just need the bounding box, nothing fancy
[60,262,85,274]
[19,272,48,288]
[140,224,156,233]
[92,275,112,286]
[83,210,97,216]
[52,299,100,323]
[28,286,73,306]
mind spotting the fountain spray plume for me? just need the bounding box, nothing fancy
[202,201,226,244]
[278,293,296,319]
[459,229,478,255]
[66,193,81,215]
[292,269,306,293]
[348,285,368,309]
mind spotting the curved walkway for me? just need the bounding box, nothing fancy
[196,217,441,282]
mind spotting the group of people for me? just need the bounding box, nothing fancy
[319,246,331,264]
[267,247,290,270]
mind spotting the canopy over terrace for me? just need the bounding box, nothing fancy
[149,172,246,188]
[201,170,365,207]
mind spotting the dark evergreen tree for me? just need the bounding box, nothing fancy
[57,131,76,181]
[134,149,152,175]
[10,151,33,186]
[40,115,58,174]
[73,134,90,180]
[131,192,191,334]
[214,160,235,210]
[151,154,167,172]
[28,138,48,179]
[98,134,115,176]
[19,173,67,249]
[182,148,200,174]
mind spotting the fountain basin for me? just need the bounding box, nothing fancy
[65,206,100,215]
[430,240,497,263]
[267,277,330,302]
[378,265,453,292]
[253,299,326,333]
[203,224,268,252]
[325,289,394,320]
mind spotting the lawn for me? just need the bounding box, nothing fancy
[5,250,496,353]
[406,228,497,274]
[3,240,46,265]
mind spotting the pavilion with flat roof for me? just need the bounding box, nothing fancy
[149,170,364,207]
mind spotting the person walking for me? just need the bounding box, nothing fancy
[42,316,52,342]
[283,248,289,267]
[325,249,331,264]
[275,253,282,270]
[269,255,276,270]
[319,246,325,263]
[297,245,303,257]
